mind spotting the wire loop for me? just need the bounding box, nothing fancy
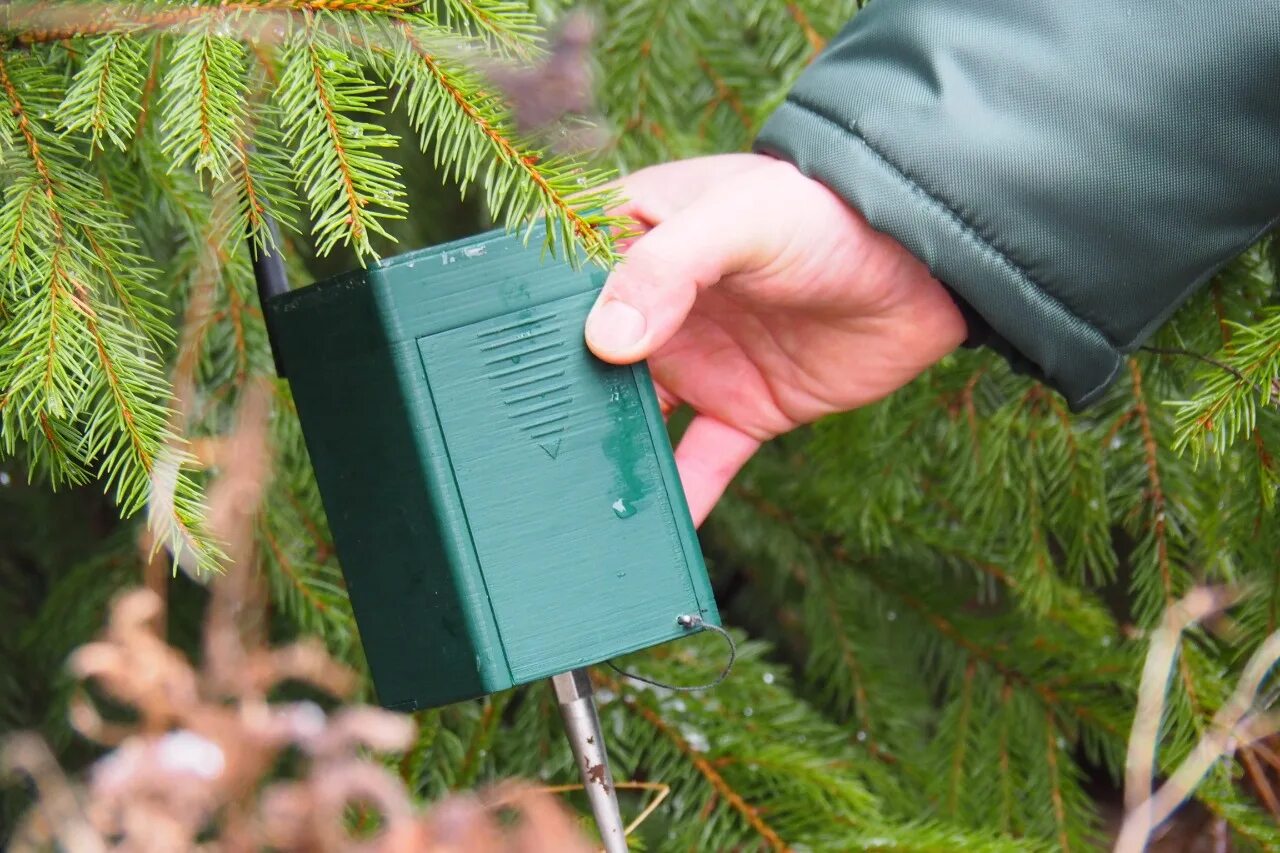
[605,614,736,692]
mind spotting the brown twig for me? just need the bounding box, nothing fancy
[134,38,164,138]
[696,57,752,132]
[1129,359,1174,608]
[947,659,976,815]
[996,681,1015,834]
[7,0,414,44]
[1240,746,1280,816]
[785,2,825,56]
[1044,712,1070,852]
[811,553,874,740]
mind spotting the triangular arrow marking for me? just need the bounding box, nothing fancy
[539,439,562,459]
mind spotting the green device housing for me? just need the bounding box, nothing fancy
[265,227,719,711]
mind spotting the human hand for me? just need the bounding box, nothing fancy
[585,153,967,525]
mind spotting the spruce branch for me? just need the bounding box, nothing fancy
[594,0,838,163]
[5,0,418,45]
[721,479,1121,845]
[55,34,149,151]
[232,102,301,252]
[785,2,826,55]
[429,0,541,58]
[597,0,683,159]
[276,11,406,258]
[1041,711,1072,852]
[0,50,219,571]
[256,467,357,650]
[1167,309,1280,461]
[383,17,620,265]
[133,37,164,138]
[966,384,1107,599]
[10,2,622,266]
[731,484,1121,735]
[604,675,790,851]
[160,26,251,180]
[259,519,332,614]
[455,692,510,789]
[1124,358,1187,623]
[1141,345,1260,394]
[79,210,171,345]
[945,659,977,815]
[169,212,221,414]
[258,387,358,650]
[694,56,752,137]
[994,682,1015,833]
[810,554,875,736]
[594,636,1034,851]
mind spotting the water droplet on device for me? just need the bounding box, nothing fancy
[611,498,635,518]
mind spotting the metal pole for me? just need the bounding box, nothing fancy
[551,668,627,853]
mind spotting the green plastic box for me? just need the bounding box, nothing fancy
[266,227,719,711]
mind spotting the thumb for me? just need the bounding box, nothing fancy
[585,192,764,364]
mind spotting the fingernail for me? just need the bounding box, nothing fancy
[586,299,646,353]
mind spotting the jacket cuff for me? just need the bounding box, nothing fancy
[755,98,1124,410]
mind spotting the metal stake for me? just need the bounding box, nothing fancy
[552,668,627,853]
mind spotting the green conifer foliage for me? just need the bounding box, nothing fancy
[2,1,1279,849]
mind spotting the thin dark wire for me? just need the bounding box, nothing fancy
[606,614,736,693]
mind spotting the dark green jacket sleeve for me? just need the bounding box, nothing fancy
[754,0,1280,408]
